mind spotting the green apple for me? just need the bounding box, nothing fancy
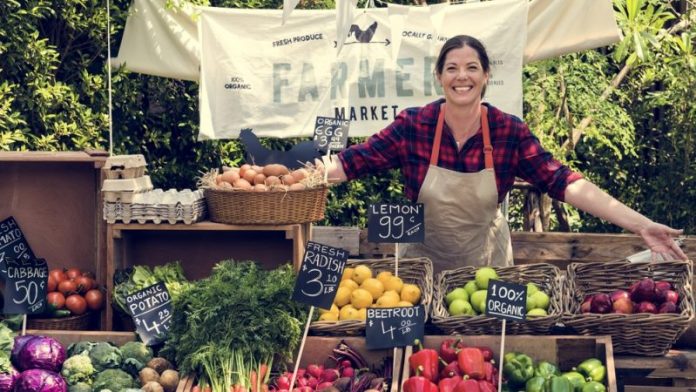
[531,291,550,310]
[449,299,473,316]
[471,290,488,313]
[526,295,537,311]
[526,282,540,296]
[475,267,499,289]
[527,308,548,317]
[464,280,479,297]
[446,288,469,305]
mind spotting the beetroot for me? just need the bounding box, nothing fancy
[590,293,612,314]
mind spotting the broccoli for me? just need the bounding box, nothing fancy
[61,353,96,385]
[120,342,153,365]
[89,342,123,372]
[92,369,136,392]
[68,382,92,392]
[67,341,97,357]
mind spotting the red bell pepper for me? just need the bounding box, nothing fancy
[457,348,485,380]
[403,374,438,392]
[475,346,495,362]
[453,379,480,392]
[477,380,496,392]
[439,338,463,363]
[483,361,497,384]
[440,360,463,379]
[409,339,440,382]
[437,375,462,392]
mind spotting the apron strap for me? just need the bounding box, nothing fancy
[430,104,494,169]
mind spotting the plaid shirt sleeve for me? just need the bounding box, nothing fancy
[337,110,409,180]
[514,121,583,201]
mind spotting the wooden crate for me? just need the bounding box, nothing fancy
[405,335,617,392]
[617,349,696,391]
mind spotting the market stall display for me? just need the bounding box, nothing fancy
[563,260,694,356]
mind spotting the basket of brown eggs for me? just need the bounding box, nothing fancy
[199,163,329,225]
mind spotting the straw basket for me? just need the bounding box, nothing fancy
[204,186,328,225]
[563,260,694,356]
[27,312,98,330]
[431,264,564,335]
[310,257,433,335]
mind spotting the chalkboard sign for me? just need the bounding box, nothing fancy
[365,305,425,349]
[292,241,348,309]
[126,282,173,346]
[313,117,350,153]
[0,217,35,263]
[1,257,47,315]
[485,279,527,322]
[367,203,424,243]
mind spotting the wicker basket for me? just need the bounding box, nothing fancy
[431,264,564,335]
[563,260,694,356]
[204,186,328,225]
[310,257,434,335]
[27,312,98,330]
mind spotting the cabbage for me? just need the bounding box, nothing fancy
[12,336,36,364]
[16,369,67,392]
[18,337,66,372]
[0,365,20,392]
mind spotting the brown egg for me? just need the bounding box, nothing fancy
[253,184,268,192]
[221,170,240,184]
[290,168,309,182]
[239,164,252,178]
[253,173,267,185]
[288,183,307,191]
[233,178,252,189]
[265,176,281,186]
[271,184,289,191]
[219,181,233,189]
[263,164,290,177]
[281,174,297,186]
[251,165,264,173]
[215,174,223,184]
[242,169,257,183]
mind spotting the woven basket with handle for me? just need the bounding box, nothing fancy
[431,263,564,335]
[27,311,98,330]
[310,257,433,335]
[563,259,694,356]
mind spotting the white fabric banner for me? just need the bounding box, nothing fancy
[199,0,527,139]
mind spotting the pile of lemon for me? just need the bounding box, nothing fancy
[318,264,422,322]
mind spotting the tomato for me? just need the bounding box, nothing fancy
[47,292,65,309]
[75,276,95,294]
[58,279,77,296]
[65,295,87,315]
[65,268,82,280]
[47,275,57,292]
[84,289,105,311]
[49,269,67,284]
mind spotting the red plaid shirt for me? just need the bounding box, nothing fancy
[338,100,582,203]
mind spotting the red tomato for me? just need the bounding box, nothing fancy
[47,275,57,292]
[47,292,65,309]
[49,269,67,284]
[65,295,87,315]
[58,280,77,296]
[75,276,95,294]
[84,289,105,311]
[65,268,82,280]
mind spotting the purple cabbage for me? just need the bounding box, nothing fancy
[17,337,66,372]
[15,369,66,392]
[12,335,38,364]
[0,366,20,392]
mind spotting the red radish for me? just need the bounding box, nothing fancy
[316,382,334,391]
[306,364,323,379]
[276,376,290,390]
[341,367,354,377]
[319,369,339,383]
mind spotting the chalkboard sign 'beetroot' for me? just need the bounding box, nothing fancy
[366,305,425,349]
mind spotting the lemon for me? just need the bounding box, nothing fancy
[397,301,413,307]
[360,278,385,299]
[341,267,354,281]
[401,284,422,305]
[339,305,359,320]
[357,308,367,320]
[376,271,393,285]
[319,304,339,314]
[352,265,373,284]
[334,286,352,307]
[339,279,359,291]
[350,288,374,309]
[319,312,338,322]
[376,291,400,307]
[383,276,404,293]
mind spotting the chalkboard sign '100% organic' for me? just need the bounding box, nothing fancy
[485,279,528,322]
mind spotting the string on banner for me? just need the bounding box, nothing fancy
[106,0,114,156]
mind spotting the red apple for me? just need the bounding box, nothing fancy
[662,290,679,305]
[610,290,629,303]
[590,293,612,314]
[658,302,678,314]
[637,301,658,314]
[630,278,656,302]
[655,280,672,292]
[612,297,634,314]
[581,297,592,313]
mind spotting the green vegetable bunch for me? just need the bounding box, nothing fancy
[113,261,191,314]
[0,322,15,373]
[161,261,307,382]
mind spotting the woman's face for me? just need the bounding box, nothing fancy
[437,45,489,109]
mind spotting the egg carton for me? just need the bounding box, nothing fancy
[102,176,154,203]
[103,154,147,179]
[103,189,207,224]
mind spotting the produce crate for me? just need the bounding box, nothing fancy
[430,264,564,335]
[310,257,433,335]
[563,260,695,356]
[404,335,617,392]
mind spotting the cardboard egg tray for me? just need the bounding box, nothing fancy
[103,189,207,224]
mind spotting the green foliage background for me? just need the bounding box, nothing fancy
[0,0,693,233]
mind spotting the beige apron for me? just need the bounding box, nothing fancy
[402,104,514,274]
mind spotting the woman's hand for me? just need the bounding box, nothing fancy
[638,222,687,261]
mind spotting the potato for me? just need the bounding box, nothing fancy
[147,357,174,374]
[143,381,164,392]
[253,173,267,185]
[233,178,252,189]
[289,183,307,191]
[263,164,290,177]
[221,170,240,184]
[159,370,180,392]
[242,169,257,183]
[139,368,160,386]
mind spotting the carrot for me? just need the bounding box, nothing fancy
[203,387,212,392]
[233,384,242,392]
[250,370,258,392]
[192,386,201,392]
[261,384,269,392]
[259,364,269,383]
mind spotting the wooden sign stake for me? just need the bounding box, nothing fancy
[497,319,506,392]
[21,314,27,336]
[289,306,315,391]
[394,243,399,277]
